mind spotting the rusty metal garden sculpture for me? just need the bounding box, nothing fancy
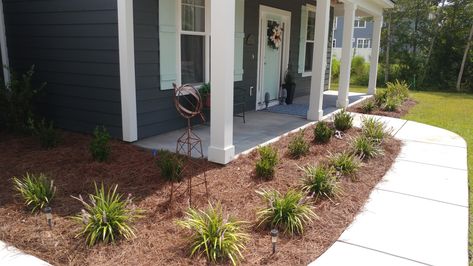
[171,83,208,207]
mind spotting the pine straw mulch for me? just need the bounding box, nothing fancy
[0,124,401,266]
[347,98,418,118]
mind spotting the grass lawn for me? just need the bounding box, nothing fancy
[330,83,369,93]
[402,91,473,263]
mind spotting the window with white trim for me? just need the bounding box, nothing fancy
[356,38,371,48]
[354,17,366,28]
[304,7,316,74]
[333,17,338,30]
[179,0,210,85]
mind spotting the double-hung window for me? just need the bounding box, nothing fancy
[356,38,370,49]
[303,7,316,75]
[354,17,366,28]
[180,0,210,85]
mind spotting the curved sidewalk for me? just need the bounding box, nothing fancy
[310,114,469,266]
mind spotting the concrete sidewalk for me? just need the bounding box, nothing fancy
[310,114,469,266]
[0,241,49,266]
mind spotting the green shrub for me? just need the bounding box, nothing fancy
[0,66,45,132]
[30,119,61,149]
[333,109,353,131]
[257,189,317,235]
[178,202,248,265]
[361,99,376,114]
[361,117,390,143]
[313,121,333,143]
[386,80,409,101]
[255,146,278,179]
[350,136,384,160]
[12,173,56,212]
[155,150,184,182]
[90,126,111,162]
[383,96,401,111]
[288,131,309,158]
[374,90,388,107]
[331,57,340,82]
[350,56,370,86]
[328,151,361,177]
[72,183,142,246]
[301,165,341,199]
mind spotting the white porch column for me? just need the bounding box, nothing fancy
[368,15,383,95]
[307,0,331,121]
[208,0,235,164]
[337,1,357,108]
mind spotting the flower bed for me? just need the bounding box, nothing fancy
[0,121,401,265]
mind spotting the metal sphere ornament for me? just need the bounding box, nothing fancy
[173,83,205,121]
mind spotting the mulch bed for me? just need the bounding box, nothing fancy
[0,125,401,266]
[347,98,418,118]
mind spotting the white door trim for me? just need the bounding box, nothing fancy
[0,0,10,86]
[117,0,138,142]
[256,5,291,110]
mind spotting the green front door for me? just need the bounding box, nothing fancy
[261,14,284,103]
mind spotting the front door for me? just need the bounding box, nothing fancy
[257,6,291,110]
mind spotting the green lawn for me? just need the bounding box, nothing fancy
[402,91,473,263]
[330,83,369,93]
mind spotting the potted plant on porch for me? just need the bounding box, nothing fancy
[283,71,296,105]
[199,83,211,108]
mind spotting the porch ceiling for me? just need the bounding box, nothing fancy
[333,0,394,17]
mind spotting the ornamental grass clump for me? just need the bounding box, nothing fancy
[333,109,353,131]
[90,126,111,162]
[301,165,341,200]
[30,119,61,149]
[256,189,317,235]
[386,79,409,101]
[361,117,390,143]
[72,183,142,246]
[382,96,401,111]
[255,146,279,179]
[12,173,56,212]
[155,149,184,182]
[361,99,376,114]
[288,131,309,158]
[178,202,249,266]
[350,135,384,160]
[313,121,333,143]
[328,151,361,177]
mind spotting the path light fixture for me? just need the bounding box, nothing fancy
[43,206,52,229]
[271,228,279,254]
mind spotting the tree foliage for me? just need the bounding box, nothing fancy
[381,0,473,92]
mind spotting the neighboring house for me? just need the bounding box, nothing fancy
[0,0,393,164]
[332,16,374,61]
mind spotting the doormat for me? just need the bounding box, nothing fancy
[265,104,308,118]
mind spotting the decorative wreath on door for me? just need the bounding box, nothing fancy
[267,21,283,50]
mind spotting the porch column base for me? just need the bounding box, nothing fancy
[307,109,324,121]
[336,98,349,108]
[208,145,235,165]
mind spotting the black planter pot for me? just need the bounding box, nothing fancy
[284,83,296,104]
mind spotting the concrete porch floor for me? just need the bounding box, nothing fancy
[135,91,369,157]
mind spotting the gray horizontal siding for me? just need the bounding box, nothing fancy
[3,0,122,137]
[134,0,186,139]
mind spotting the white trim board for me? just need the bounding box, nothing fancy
[117,0,138,142]
[0,0,10,86]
